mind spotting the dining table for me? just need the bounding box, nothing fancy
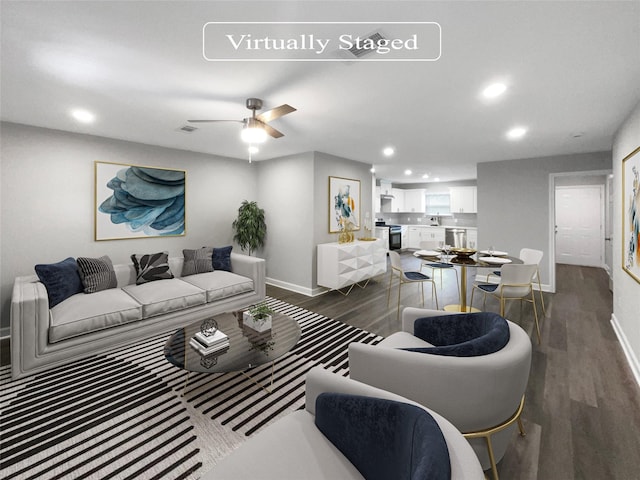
[414,249,523,313]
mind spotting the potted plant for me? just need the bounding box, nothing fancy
[232,200,267,256]
[243,302,274,332]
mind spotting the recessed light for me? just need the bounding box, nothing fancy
[434,177,440,182]
[422,174,429,179]
[248,146,259,154]
[71,109,95,123]
[404,169,412,176]
[483,83,507,98]
[383,147,395,157]
[506,127,527,140]
[370,167,376,173]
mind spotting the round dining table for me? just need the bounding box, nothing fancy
[414,251,523,313]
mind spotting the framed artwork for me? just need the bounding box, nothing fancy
[622,146,640,283]
[329,176,360,233]
[95,161,186,241]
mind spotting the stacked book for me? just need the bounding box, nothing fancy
[189,329,230,357]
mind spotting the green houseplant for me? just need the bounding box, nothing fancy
[232,200,267,256]
[243,301,274,332]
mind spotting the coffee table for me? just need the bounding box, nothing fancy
[164,311,301,394]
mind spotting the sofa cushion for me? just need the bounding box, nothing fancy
[212,246,233,271]
[49,288,143,343]
[77,255,117,293]
[182,247,214,276]
[130,251,174,284]
[315,393,451,480]
[122,278,206,318]
[180,271,253,303]
[35,257,84,308]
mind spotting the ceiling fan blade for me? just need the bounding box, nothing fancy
[261,122,284,138]
[256,104,296,123]
[187,119,243,123]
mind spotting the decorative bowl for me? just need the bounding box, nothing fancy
[451,248,477,258]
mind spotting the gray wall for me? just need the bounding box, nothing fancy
[477,151,611,290]
[256,152,315,292]
[612,101,640,383]
[0,122,259,330]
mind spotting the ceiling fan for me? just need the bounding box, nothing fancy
[188,98,296,143]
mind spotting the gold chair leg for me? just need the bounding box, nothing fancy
[531,291,541,344]
[432,281,439,309]
[470,286,476,309]
[538,277,546,315]
[485,435,499,480]
[517,417,526,437]
[397,279,402,320]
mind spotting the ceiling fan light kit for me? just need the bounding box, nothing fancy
[189,97,296,146]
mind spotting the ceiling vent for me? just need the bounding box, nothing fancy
[347,31,387,58]
[177,125,198,133]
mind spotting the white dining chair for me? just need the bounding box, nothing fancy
[471,263,541,343]
[418,240,460,297]
[387,250,438,319]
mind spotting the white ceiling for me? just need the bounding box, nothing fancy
[2,1,639,184]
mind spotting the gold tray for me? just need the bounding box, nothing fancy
[358,237,378,241]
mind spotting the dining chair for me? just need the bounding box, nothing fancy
[418,241,460,299]
[484,248,546,315]
[470,263,541,343]
[387,250,438,319]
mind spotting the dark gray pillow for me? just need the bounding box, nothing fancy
[130,252,173,285]
[35,257,84,308]
[182,247,214,276]
[212,246,233,272]
[77,255,117,293]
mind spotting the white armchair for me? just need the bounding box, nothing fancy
[348,307,532,480]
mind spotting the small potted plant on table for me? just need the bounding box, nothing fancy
[243,302,274,332]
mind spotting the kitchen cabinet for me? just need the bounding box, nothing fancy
[407,226,445,249]
[403,189,426,213]
[391,188,405,212]
[449,186,477,213]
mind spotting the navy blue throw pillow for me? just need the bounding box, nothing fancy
[315,393,451,480]
[402,312,510,357]
[212,246,232,271]
[35,257,84,308]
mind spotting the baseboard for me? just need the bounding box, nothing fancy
[610,313,640,388]
[266,277,328,297]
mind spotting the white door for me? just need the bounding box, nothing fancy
[555,186,604,267]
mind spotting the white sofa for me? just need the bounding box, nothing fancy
[204,367,484,480]
[10,252,265,379]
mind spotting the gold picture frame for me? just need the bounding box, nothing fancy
[622,146,640,283]
[95,161,186,241]
[329,176,361,233]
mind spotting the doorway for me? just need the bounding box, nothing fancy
[555,185,604,267]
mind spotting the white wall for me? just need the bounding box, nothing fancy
[477,151,611,290]
[611,101,640,385]
[0,122,258,330]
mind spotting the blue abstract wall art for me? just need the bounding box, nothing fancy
[95,162,186,240]
[623,146,640,284]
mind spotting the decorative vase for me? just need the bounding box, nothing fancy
[243,311,272,332]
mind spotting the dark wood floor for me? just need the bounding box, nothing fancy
[269,253,640,480]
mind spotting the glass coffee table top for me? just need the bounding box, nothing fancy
[164,311,301,375]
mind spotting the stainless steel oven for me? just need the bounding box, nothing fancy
[376,222,402,250]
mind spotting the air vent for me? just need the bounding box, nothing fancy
[177,125,198,133]
[347,31,386,58]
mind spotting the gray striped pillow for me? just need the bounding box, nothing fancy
[182,247,214,276]
[77,256,117,293]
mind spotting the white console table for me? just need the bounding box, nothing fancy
[317,239,387,295]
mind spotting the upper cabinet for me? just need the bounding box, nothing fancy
[403,189,426,213]
[449,186,477,213]
[391,188,405,212]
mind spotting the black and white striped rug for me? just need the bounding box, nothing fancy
[0,297,383,480]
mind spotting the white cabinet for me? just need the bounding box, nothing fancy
[317,239,387,290]
[403,189,426,213]
[391,188,405,212]
[406,226,445,249]
[449,186,477,213]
